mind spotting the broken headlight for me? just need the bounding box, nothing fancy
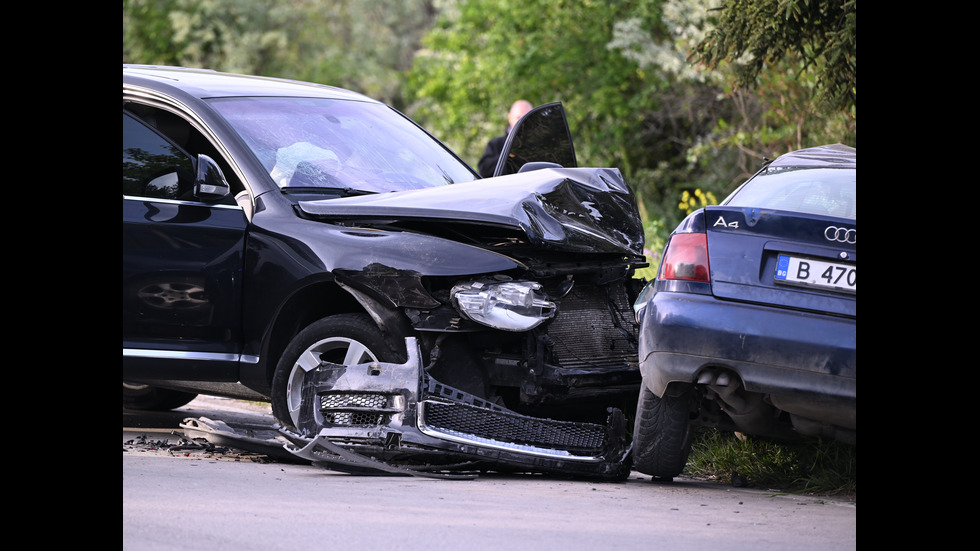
[451,280,556,331]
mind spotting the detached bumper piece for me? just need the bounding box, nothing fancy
[280,338,631,480]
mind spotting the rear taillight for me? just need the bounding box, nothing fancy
[660,233,709,282]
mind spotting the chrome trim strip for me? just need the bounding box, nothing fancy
[123,348,244,362]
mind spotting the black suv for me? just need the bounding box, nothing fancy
[123,66,647,478]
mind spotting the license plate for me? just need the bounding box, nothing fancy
[775,254,855,293]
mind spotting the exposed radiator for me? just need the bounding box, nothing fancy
[546,283,637,370]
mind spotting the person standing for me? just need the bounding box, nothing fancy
[477,100,533,178]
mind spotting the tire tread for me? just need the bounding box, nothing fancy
[632,385,694,480]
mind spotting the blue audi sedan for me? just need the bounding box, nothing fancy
[632,144,855,480]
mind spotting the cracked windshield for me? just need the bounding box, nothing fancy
[209,97,478,193]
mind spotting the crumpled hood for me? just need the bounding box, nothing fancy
[297,167,644,256]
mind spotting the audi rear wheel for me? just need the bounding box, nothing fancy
[632,383,694,481]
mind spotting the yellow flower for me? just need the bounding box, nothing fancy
[678,189,719,215]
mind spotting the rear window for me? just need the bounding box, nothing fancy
[724,167,856,220]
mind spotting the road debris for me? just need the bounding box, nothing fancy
[123,430,274,463]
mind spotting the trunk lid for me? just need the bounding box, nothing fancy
[704,206,855,317]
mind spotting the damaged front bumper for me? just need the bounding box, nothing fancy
[279,338,632,480]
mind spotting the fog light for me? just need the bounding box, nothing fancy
[452,280,556,331]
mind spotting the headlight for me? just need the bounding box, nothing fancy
[452,280,556,331]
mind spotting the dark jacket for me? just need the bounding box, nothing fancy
[477,131,508,178]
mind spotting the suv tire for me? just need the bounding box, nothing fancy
[271,314,400,432]
[123,382,198,411]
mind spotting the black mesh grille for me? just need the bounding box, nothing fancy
[324,411,385,425]
[319,392,388,426]
[320,393,387,409]
[422,400,606,454]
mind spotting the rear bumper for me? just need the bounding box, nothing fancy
[638,291,855,429]
[283,338,632,480]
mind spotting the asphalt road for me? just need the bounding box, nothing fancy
[123,396,857,551]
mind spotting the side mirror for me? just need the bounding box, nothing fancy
[194,154,230,200]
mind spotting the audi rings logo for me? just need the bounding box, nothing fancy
[825,226,856,244]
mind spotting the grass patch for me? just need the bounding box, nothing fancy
[684,428,856,499]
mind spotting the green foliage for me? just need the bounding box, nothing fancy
[274,0,439,108]
[686,428,856,497]
[692,0,856,114]
[408,0,674,170]
[123,0,291,76]
[123,0,856,259]
[123,0,182,66]
[123,0,438,108]
[634,198,668,280]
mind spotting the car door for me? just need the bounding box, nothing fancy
[493,102,577,177]
[122,106,247,381]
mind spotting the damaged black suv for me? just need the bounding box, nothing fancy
[123,66,647,478]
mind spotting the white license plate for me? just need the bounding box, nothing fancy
[775,255,855,293]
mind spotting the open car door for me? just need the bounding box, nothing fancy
[493,102,577,177]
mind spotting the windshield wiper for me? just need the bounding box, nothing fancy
[281,186,378,198]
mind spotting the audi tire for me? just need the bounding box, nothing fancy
[632,383,694,481]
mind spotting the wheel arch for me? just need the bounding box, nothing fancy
[253,279,414,392]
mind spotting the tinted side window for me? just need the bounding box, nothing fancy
[122,112,195,200]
